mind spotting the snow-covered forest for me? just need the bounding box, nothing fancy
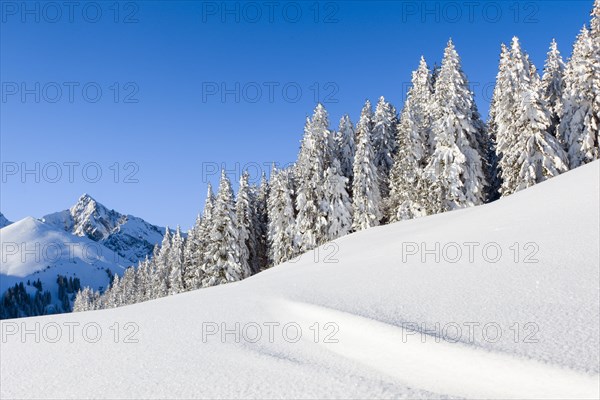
[73,2,599,312]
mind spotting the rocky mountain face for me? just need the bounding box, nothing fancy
[42,194,167,265]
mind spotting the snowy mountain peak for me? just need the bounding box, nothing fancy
[0,212,12,229]
[42,195,167,264]
[67,193,120,241]
[75,193,96,207]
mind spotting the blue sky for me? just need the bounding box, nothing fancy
[0,0,594,229]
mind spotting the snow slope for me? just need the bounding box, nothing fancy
[0,217,126,306]
[42,194,167,264]
[1,162,598,399]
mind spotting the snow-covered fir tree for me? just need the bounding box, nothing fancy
[527,54,542,91]
[182,215,203,290]
[488,43,512,197]
[496,37,568,195]
[541,39,566,142]
[168,226,185,295]
[236,171,255,275]
[473,105,497,203]
[267,168,299,266]
[431,63,441,92]
[136,256,152,302]
[323,159,353,240]
[559,26,599,167]
[197,185,215,244]
[295,104,332,251]
[202,171,249,286]
[372,96,398,198]
[423,39,487,212]
[253,172,270,271]
[105,274,121,308]
[335,115,356,182]
[120,267,137,305]
[72,288,87,312]
[144,245,159,300]
[389,57,433,221]
[352,100,382,230]
[192,183,215,278]
[592,0,600,37]
[592,0,600,135]
[73,287,98,312]
[152,229,172,298]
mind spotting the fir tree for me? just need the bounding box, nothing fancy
[183,215,203,290]
[236,171,255,275]
[335,115,356,182]
[324,159,353,240]
[527,54,542,90]
[73,287,92,312]
[202,171,249,286]
[120,267,137,305]
[295,104,331,251]
[193,183,216,284]
[424,39,487,212]
[431,63,441,91]
[352,100,382,230]
[484,48,504,203]
[253,172,270,272]
[389,57,433,221]
[168,226,185,295]
[592,0,600,40]
[106,274,121,308]
[372,96,399,198]
[147,245,160,299]
[136,257,152,302]
[489,43,512,196]
[267,168,299,266]
[496,37,568,195]
[560,26,599,167]
[198,184,215,248]
[541,39,566,142]
[152,229,172,298]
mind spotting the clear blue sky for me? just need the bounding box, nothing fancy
[0,0,594,229]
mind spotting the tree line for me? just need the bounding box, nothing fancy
[74,1,599,312]
[1,276,81,319]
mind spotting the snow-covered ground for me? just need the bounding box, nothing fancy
[1,161,598,399]
[0,217,126,300]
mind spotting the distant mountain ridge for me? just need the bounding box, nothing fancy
[42,194,167,264]
[0,212,12,228]
[1,194,169,318]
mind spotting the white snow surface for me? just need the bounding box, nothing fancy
[1,162,599,399]
[0,217,126,301]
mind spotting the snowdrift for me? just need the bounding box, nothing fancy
[1,161,598,399]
